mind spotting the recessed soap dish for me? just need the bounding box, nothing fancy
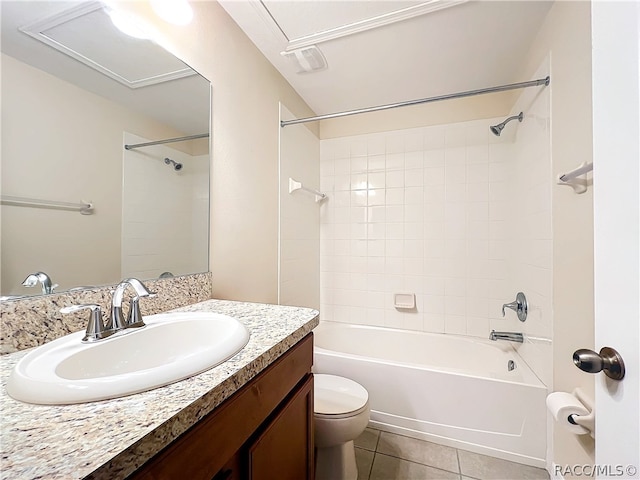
[394,293,415,309]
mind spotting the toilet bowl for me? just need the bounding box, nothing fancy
[314,374,370,480]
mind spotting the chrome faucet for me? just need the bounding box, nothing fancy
[108,278,155,330]
[22,271,58,294]
[489,330,524,343]
[60,278,155,343]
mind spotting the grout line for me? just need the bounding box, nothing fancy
[367,451,375,480]
[456,448,462,476]
[374,429,381,452]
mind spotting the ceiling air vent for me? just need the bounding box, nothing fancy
[281,45,327,74]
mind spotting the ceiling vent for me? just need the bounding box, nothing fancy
[281,46,327,74]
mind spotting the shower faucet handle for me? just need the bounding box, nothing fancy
[501,292,528,322]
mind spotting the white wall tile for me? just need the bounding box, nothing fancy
[386,170,405,188]
[386,152,404,170]
[350,140,368,158]
[368,172,386,189]
[367,136,386,156]
[350,156,367,173]
[424,184,445,203]
[445,314,467,335]
[386,188,404,205]
[334,158,350,175]
[404,133,424,152]
[319,105,551,376]
[405,169,424,187]
[368,154,386,171]
[386,135,405,153]
[405,150,424,168]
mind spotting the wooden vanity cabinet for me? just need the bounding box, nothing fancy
[130,333,314,480]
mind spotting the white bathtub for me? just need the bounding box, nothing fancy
[313,322,547,467]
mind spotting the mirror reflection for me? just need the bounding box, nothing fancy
[0,1,211,298]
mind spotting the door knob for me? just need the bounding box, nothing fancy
[573,347,625,380]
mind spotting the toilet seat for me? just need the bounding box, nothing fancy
[314,374,369,419]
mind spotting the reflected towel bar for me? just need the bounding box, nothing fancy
[288,178,326,202]
[1,195,94,215]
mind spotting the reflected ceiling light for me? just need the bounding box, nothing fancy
[150,0,193,26]
[106,8,150,39]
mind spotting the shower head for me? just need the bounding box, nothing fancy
[490,111,524,136]
[164,157,183,171]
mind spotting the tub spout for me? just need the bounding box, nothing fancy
[489,330,524,343]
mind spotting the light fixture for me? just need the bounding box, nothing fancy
[280,46,327,74]
[105,7,150,40]
[150,0,193,26]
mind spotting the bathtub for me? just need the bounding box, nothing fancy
[313,322,547,467]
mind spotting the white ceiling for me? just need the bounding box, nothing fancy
[1,1,210,136]
[220,0,553,116]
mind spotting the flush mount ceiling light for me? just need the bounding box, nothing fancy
[19,1,197,89]
[150,0,193,26]
[105,7,150,39]
[281,45,327,74]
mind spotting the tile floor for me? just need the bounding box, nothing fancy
[354,428,550,480]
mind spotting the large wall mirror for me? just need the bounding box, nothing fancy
[0,1,211,299]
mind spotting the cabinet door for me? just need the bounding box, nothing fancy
[247,375,314,480]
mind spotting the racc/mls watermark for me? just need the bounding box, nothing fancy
[555,464,638,478]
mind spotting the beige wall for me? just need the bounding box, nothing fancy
[279,104,320,309]
[113,1,317,304]
[519,1,596,471]
[1,53,189,295]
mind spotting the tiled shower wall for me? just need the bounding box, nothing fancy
[122,132,209,280]
[320,120,517,337]
[320,111,551,366]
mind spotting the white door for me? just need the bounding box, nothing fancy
[592,1,639,476]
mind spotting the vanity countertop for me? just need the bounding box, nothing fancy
[0,299,319,479]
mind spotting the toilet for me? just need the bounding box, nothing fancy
[314,374,370,480]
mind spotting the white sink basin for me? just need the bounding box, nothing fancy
[6,311,250,405]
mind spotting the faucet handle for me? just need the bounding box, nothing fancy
[60,304,112,342]
[501,292,528,322]
[501,301,518,317]
[126,297,146,328]
[124,279,156,328]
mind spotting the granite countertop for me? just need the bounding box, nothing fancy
[0,299,319,480]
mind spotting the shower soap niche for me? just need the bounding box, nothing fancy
[394,293,416,310]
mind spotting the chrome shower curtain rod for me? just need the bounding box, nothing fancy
[280,76,550,127]
[124,133,209,150]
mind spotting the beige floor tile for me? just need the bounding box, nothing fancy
[356,447,375,480]
[458,450,549,480]
[355,428,381,451]
[377,432,460,473]
[370,453,461,480]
